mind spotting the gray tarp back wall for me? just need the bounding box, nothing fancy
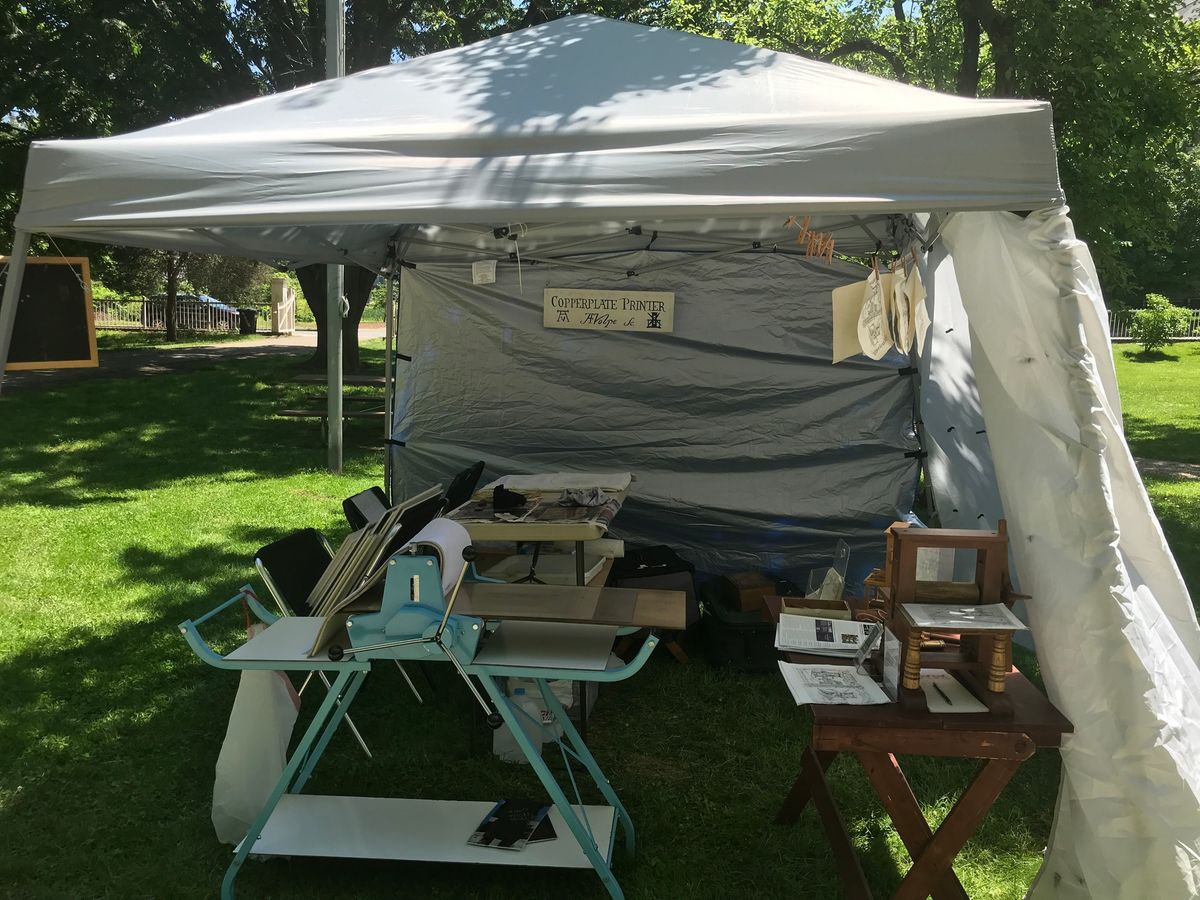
[391,250,919,579]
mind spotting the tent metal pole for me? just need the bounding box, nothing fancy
[324,0,345,474]
[326,265,344,473]
[0,230,32,396]
[382,270,396,499]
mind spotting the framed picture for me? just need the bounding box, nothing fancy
[1,256,98,371]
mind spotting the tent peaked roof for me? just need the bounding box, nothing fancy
[15,14,1063,266]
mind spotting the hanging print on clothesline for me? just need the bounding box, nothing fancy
[828,248,929,364]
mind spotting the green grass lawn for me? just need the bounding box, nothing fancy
[1113,341,1200,603]
[0,340,1191,899]
[1113,341,1200,464]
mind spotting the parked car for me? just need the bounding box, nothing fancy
[140,293,240,330]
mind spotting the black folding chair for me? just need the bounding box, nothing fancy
[343,485,391,531]
[442,460,486,512]
[253,528,333,619]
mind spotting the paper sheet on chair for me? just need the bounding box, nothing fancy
[777,661,890,705]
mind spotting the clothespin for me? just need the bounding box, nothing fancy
[784,215,798,230]
[795,215,812,247]
[823,236,835,264]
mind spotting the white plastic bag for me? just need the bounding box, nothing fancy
[211,624,300,845]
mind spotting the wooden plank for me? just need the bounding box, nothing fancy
[455,581,688,630]
[814,725,1035,760]
[276,408,386,418]
[290,373,385,386]
[810,671,1071,747]
[293,394,385,405]
[800,746,873,900]
[774,750,839,825]
[892,528,1008,546]
[590,556,615,587]
[857,752,968,900]
[894,759,1022,900]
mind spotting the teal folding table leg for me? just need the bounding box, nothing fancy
[292,669,368,793]
[478,674,626,900]
[534,678,636,855]
[220,667,361,900]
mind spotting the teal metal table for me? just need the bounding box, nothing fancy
[180,562,668,899]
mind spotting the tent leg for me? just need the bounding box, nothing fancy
[0,230,32,396]
[383,271,396,500]
[326,264,343,473]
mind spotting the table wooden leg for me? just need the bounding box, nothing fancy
[801,746,873,900]
[893,758,1022,900]
[775,749,839,825]
[857,752,968,900]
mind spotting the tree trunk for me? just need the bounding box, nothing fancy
[956,0,982,96]
[956,0,1018,98]
[165,252,180,342]
[342,265,376,372]
[295,263,377,372]
[983,17,1018,97]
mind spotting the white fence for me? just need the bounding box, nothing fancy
[270,277,296,336]
[1109,308,1200,341]
[94,299,254,333]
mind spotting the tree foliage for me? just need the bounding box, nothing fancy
[655,0,1200,303]
[3,0,1199,321]
[186,255,274,307]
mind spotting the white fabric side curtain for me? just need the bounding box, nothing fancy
[944,208,1200,900]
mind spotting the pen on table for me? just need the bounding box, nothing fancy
[932,682,953,706]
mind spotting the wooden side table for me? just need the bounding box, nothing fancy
[774,673,1069,899]
[766,599,1071,898]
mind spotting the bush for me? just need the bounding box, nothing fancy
[1130,293,1191,352]
[90,280,125,302]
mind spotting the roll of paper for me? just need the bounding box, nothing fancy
[407,517,473,596]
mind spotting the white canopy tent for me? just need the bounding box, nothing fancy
[3,14,1197,897]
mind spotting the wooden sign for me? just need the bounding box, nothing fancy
[1,256,98,371]
[543,289,674,333]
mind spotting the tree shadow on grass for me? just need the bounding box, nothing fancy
[0,531,497,898]
[1123,349,1182,363]
[1143,482,1200,614]
[1123,416,1200,466]
[0,356,384,508]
